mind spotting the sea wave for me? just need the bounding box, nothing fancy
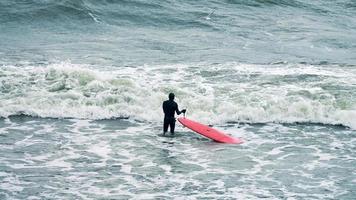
[2,0,351,28]
[1,62,355,129]
[0,0,212,28]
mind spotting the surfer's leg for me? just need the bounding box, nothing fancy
[170,118,176,135]
[163,118,169,135]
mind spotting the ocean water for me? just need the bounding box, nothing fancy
[0,0,355,199]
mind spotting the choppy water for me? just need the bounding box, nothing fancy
[1,117,355,199]
[1,0,356,199]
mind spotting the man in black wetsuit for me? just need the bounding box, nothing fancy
[162,93,186,135]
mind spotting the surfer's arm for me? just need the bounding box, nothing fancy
[175,104,186,115]
[162,101,167,114]
[175,103,182,115]
[176,106,181,115]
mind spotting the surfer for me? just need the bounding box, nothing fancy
[162,93,186,135]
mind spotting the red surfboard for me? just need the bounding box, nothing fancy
[178,117,243,144]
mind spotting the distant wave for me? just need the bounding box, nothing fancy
[0,0,214,28]
[225,0,306,8]
[0,1,91,23]
[1,62,355,129]
[1,0,344,28]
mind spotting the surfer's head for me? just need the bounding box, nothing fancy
[169,93,175,100]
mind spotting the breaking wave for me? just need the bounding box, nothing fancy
[1,62,356,129]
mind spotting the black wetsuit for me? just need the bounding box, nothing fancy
[162,99,182,134]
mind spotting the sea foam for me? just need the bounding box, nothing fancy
[1,62,355,129]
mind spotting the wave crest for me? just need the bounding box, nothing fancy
[1,62,356,129]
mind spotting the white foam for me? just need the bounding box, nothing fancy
[87,141,111,160]
[88,12,100,23]
[46,158,73,170]
[0,172,8,176]
[1,62,355,129]
[1,176,24,192]
[27,196,41,200]
[120,164,132,174]
[268,146,284,155]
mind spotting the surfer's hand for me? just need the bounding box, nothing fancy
[181,109,186,113]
